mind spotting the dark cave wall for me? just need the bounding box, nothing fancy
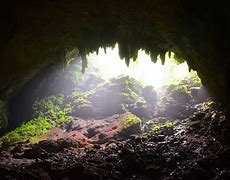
[1,0,230,122]
[176,1,230,113]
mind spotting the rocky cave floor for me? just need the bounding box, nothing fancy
[1,76,230,180]
[1,101,230,180]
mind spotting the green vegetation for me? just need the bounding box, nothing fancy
[199,100,215,113]
[68,91,90,112]
[118,113,142,138]
[0,94,72,148]
[110,76,142,102]
[70,91,88,104]
[72,71,83,84]
[1,116,50,148]
[152,121,176,132]
[0,90,96,148]
[123,114,142,129]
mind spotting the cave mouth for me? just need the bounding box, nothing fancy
[1,44,228,180]
[1,1,230,178]
[3,45,211,144]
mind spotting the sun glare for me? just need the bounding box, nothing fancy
[86,44,193,88]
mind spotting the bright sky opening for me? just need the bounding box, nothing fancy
[87,44,195,88]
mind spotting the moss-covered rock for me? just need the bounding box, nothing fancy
[118,113,142,138]
[81,75,147,118]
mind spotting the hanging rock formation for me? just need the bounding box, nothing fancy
[0,0,230,118]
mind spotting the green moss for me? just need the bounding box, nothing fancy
[123,90,139,101]
[166,71,202,93]
[123,92,129,97]
[151,121,176,132]
[120,76,142,101]
[1,116,50,148]
[0,94,72,148]
[32,94,65,117]
[199,100,215,113]
[118,113,142,138]
[180,85,189,94]
[123,114,141,129]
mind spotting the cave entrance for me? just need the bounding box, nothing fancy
[64,44,210,120]
[3,44,212,149]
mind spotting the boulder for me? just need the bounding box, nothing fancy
[72,103,96,118]
[117,113,142,139]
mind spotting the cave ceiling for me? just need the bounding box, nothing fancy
[0,0,230,113]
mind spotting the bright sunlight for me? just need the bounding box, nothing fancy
[86,44,194,88]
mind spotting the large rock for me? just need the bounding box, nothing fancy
[117,113,142,139]
[82,76,145,118]
[72,103,97,118]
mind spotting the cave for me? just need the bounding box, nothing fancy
[1,0,230,179]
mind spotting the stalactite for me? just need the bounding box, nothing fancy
[96,48,99,55]
[118,42,128,60]
[103,47,107,54]
[125,58,130,67]
[150,51,158,63]
[160,52,166,65]
[132,48,138,62]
